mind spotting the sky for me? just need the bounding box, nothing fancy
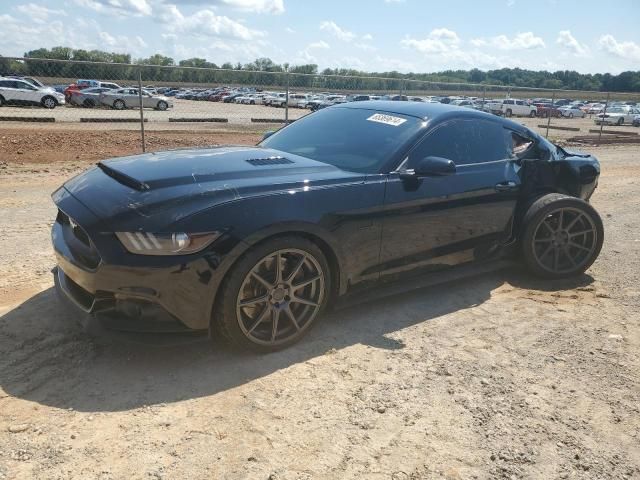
[1,0,639,74]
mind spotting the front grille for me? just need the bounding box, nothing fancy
[246,156,293,166]
[56,209,101,269]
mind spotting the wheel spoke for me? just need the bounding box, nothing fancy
[247,305,271,334]
[251,271,272,289]
[239,294,269,307]
[286,255,306,283]
[553,247,560,270]
[284,305,300,331]
[557,209,565,230]
[565,213,584,232]
[291,296,319,307]
[293,274,321,290]
[271,308,281,342]
[569,229,594,238]
[534,237,553,243]
[569,241,591,252]
[539,244,554,260]
[563,246,577,267]
[542,221,555,235]
[274,252,282,283]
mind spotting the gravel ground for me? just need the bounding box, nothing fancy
[0,132,638,479]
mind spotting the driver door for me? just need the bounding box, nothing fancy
[378,119,521,277]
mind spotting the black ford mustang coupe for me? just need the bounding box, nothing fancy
[52,101,603,351]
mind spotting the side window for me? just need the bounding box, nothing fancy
[504,99,514,105]
[409,120,511,166]
[507,131,535,159]
[516,100,524,106]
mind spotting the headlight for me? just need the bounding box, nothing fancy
[116,231,221,256]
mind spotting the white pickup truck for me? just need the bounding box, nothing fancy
[485,98,537,117]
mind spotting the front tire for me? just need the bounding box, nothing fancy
[157,100,168,111]
[214,236,331,352]
[617,117,624,126]
[529,110,536,118]
[42,96,57,109]
[0,95,4,107]
[505,109,513,117]
[521,194,603,279]
[113,99,125,110]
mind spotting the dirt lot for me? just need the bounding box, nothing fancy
[0,128,639,480]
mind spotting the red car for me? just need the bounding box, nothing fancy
[533,103,561,118]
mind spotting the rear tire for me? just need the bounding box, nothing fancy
[214,236,331,352]
[0,95,4,107]
[569,112,574,118]
[529,110,536,117]
[617,117,624,126]
[505,109,513,117]
[521,194,603,279]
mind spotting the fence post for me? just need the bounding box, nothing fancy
[482,86,486,111]
[545,92,555,138]
[599,92,610,143]
[285,70,290,124]
[137,69,146,153]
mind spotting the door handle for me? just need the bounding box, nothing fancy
[495,181,518,192]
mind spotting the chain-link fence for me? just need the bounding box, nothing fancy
[1,56,639,152]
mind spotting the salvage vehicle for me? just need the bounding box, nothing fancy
[68,87,115,107]
[52,102,603,351]
[486,98,537,117]
[594,106,640,126]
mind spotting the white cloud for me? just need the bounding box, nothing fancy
[159,5,265,41]
[15,3,67,23]
[471,32,545,50]
[163,0,284,14]
[400,28,460,54]
[285,27,295,34]
[99,31,147,51]
[362,33,373,41]
[556,30,588,57]
[598,34,640,61]
[73,0,152,16]
[307,40,329,49]
[384,0,405,3]
[355,43,376,52]
[319,21,355,42]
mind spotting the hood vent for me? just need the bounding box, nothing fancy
[246,156,293,166]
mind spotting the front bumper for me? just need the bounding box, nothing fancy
[51,188,229,332]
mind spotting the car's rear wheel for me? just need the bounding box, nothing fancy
[41,96,57,109]
[505,109,513,117]
[569,112,574,118]
[113,99,125,110]
[157,100,168,111]
[0,95,4,107]
[215,236,330,352]
[617,117,624,126]
[529,110,536,118]
[521,194,603,279]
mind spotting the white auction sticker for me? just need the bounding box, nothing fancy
[366,113,407,127]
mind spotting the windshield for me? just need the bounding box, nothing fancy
[260,106,422,173]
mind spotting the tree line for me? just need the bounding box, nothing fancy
[0,46,638,93]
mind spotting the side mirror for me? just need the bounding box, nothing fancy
[262,130,276,141]
[407,156,456,177]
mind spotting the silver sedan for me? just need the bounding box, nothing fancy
[68,87,114,107]
[99,88,173,110]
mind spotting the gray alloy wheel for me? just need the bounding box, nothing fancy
[569,112,574,118]
[529,110,536,117]
[113,99,126,110]
[42,96,56,109]
[617,117,624,126]
[157,100,168,111]
[505,109,513,117]
[521,194,604,278]
[235,248,326,347]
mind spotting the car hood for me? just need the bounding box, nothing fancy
[61,146,364,231]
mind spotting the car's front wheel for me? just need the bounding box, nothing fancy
[157,100,168,111]
[41,96,57,109]
[521,194,603,279]
[215,236,331,352]
[529,110,536,118]
[113,99,126,110]
[617,117,624,126]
